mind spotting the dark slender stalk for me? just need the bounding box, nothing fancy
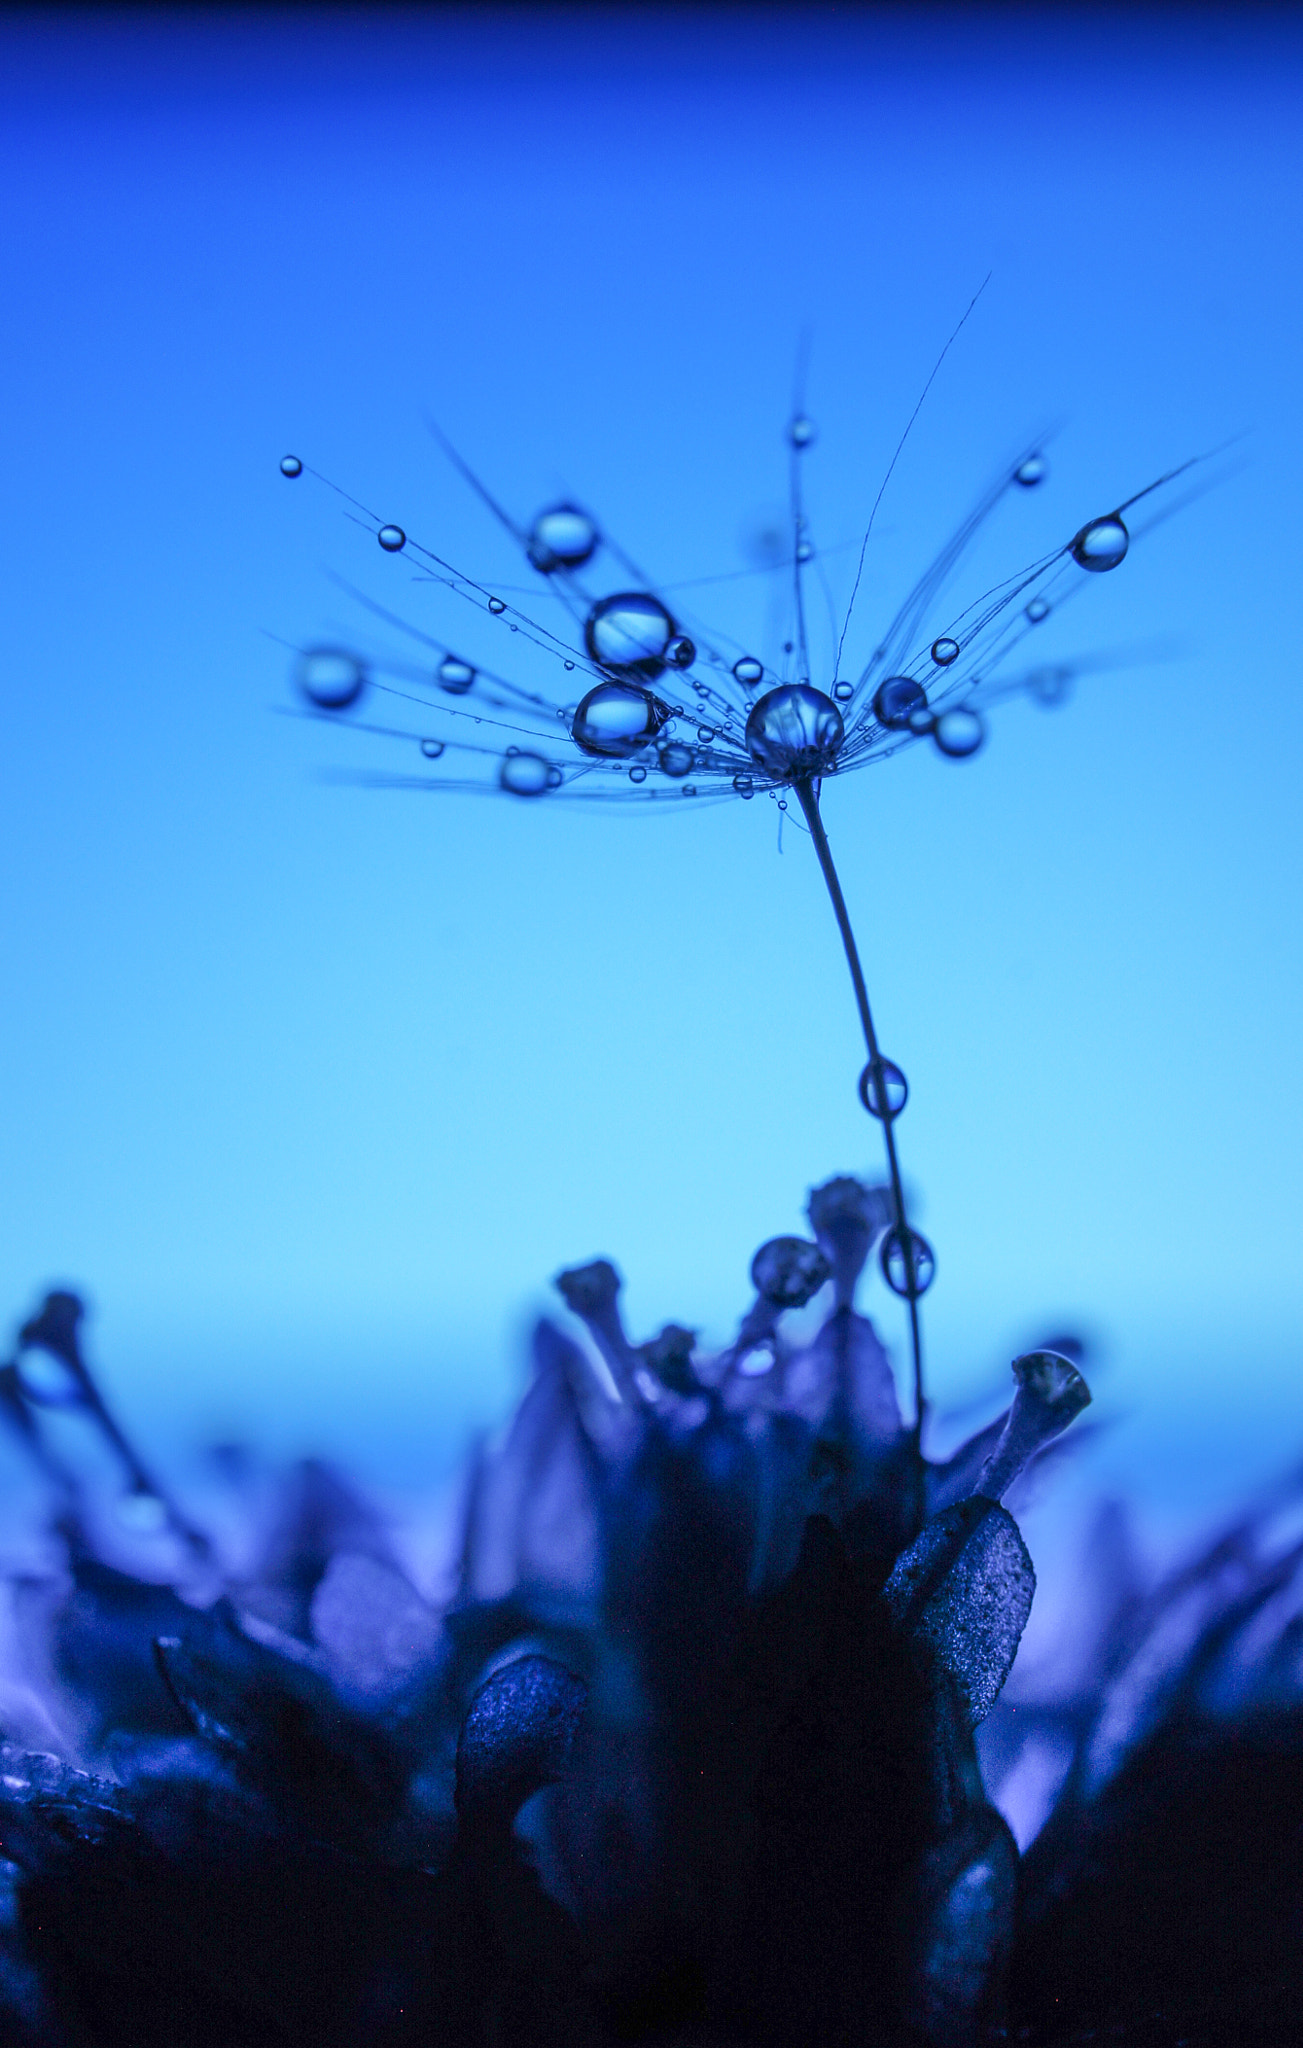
[793,777,925,1445]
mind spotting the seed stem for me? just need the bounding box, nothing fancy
[793,776,925,1446]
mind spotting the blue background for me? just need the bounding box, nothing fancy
[1,5,1300,1531]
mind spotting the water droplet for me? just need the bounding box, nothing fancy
[438,655,475,695]
[527,503,599,572]
[1014,454,1046,487]
[833,681,853,702]
[1027,664,1072,707]
[628,764,647,783]
[907,704,936,736]
[858,1057,908,1119]
[1025,596,1050,624]
[658,742,694,778]
[378,524,406,552]
[1070,514,1129,572]
[572,681,670,758]
[697,726,716,744]
[751,1235,830,1308]
[665,635,696,668]
[563,659,575,671]
[881,1226,936,1299]
[931,637,960,666]
[733,656,764,687]
[796,539,813,562]
[500,751,554,797]
[585,592,675,677]
[873,676,927,729]
[279,454,302,479]
[682,784,698,796]
[745,684,844,779]
[789,415,816,449]
[934,707,985,758]
[488,596,507,614]
[732,773,754,798]
[296,646,366,711]
[420,738,445,760]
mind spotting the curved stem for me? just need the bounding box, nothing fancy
[792,777,925,1446]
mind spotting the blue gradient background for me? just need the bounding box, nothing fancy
[1,6,1300,1525]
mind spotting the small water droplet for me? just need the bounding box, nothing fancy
[378,524,406,552]
[751,1235,830,1307]
[628,764,648,783]
[732,773,754,798]
[777,798,788,811]
[585,592,675,677]
[733,656,764,687]
[931,637,960,666]
[279,454,302,478]
[437,655,475,695]
[907,704,936,736]
[487,596,507,614]
[1014,454,1046,487]
[881,1226,936,1299]
[564,659,575,672]
[1070,514,1129,572]
[527,503,599,572]
[665,635,696,668]
[833,681,853,702]
[657,741,694,778]
[789,415,816,449]
[858,1057,908,1119]
[420,738,445,759]
[745,684,844,779]
[682,784,698,796]
[500,751,554,797]
[933,707,985,758]
[297,646,366,711]
[796,540,813,562]
[697,726,716,744]
[873,676,927,729]
[572,681,670,758]
[1025,596,1050,624]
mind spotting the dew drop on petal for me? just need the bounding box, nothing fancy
[572,681,670,758]
[438,655,476,695]
[297,646,367,711]
[732,773,754,798]
[378,524,406,552]
[500,750,554,797]
[488,596,507,614]
[881,1226,936,1299]
[1014,454,1046,487]
[585,592,675,677]
[527,503,599,572]
[665,635,696,668]
[733,656,764,687]
[658,741,694,778]
[420,738,445,759]
[628,764,647,783]
[873,676,927,729]
[931,637,960,667]
[279,455,302,478]
[833,681,853,702]
[745,684,844,779]
[1025,596,1050,624]
[789,414,816,449]
[858,1057,908,1119]
[934,707,985,758]
[1070,514,1129,572]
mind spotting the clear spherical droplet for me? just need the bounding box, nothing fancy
[378,524,406,552]
[438,655,475,695]
[296,646,366,711]
[933,707,985,758]
[732,773,754,798]
[1014,454,1046,487]
[1071,515,1129,573]
[788,415,816,449]
[745,684,844,779]
[572,680,670,758]
[907,704,936,736]
[796,539,813,562]
[527,503,599,572]
[931,637,960,667]
[585,592,675,677]
[833,681,853,702]
[733,656,764,687]
[487,596,507,614]
[873,676,927,729]
[658,741,694,778]
[751,1235,830,1308]
[628,764,648,783]
[665,635,696,668]
[697,726,716,744]
[420,737,445,759]
[1025,596,1050,624]
[500,750,554,797]
[858,1057,908,1119]
[881,1226,936,1299]
[279,454,302,479]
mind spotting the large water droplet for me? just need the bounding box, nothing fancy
[1071,515,1129,572]
[572,681,670,758]
[745,684,844,779]
[500,751,554,797]
[789,415,816,449]
[873,676,927,729]
[751,1235,830,1308]
[733,656,764,687]
[881,1227,936,1299]
[933,707,985,758]
[658,742,694,778]
[279,455,302,478]
[585,593,675,677]
[1025,596,1050,624]
[378,524,406,552]
[527,504,599,572]
[1014,454,1046,487]
[420,738,445,759]
[665,635,696,668]
[438,655,475,695]
[297,646,366,711]
[931,637,960,667]
[858,1057,908,1119]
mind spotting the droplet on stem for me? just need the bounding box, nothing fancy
[1070,514,1129,572]
[527,504,599,572]
[296,647,367,711]
[585,593,675,678]
[933,707,985,758]
[881,1226,936,1299]
[745,684,844,779]
[874,676,927,729]
[733,656,764,687]
[572,681,670,758]
[377,524,406,552]
[500,751,555,797]
[1014,454,1046,487]
[931,637,960,667]
[438,655,475,695]
[279,454,302,478]
[420,738,445,759]
[858,1057,908,1119]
